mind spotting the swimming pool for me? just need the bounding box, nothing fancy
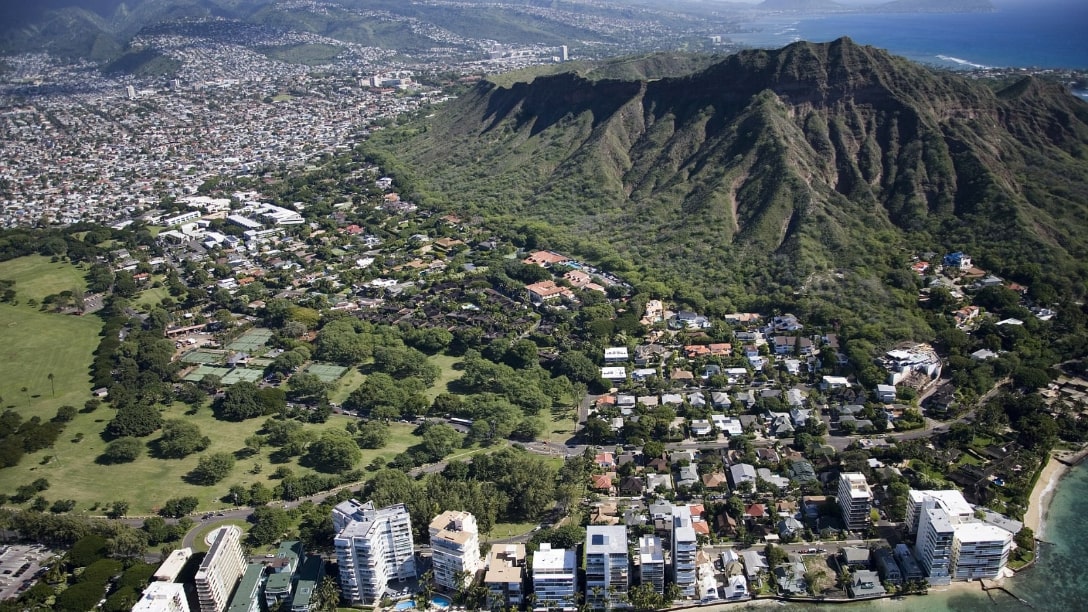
[430,595,452,609]
[393,601,416,610]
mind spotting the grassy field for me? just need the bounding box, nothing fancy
[135,283,169,309]
[0,255,88,303]
[540,404,578,446]
[485,521,537,540]
[0,256,101,421]
[0,303,102,418]
[426,353,462,400]
[0,395,423,515]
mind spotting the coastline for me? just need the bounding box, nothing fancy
[1023,446,1088,539]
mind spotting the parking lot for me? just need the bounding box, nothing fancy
[0,544,54,601]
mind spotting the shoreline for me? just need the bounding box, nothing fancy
[1022,446,1088,539]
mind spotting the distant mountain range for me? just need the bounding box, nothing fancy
[0,0,998,64]
[362,37,1088,306]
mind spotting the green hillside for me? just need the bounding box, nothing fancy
[363,38,1088,323]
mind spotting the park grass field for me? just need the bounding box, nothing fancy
[0,303,102,418]
[0,395,423,515]
[0,255,88,304]
[425,353,462,400]
[135,283,169,309]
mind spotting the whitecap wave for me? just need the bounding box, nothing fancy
[937,54,991,69]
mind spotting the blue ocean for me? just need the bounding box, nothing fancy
[728,0,1088,70]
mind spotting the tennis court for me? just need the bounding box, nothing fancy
[226,328,274,352]
[180,350,224,365]
[183,365,233,382]
[303,362,348,382]
[221,368,263,385]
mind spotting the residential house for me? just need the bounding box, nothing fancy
[702,472,728,490]
[525,280,575,305]
[677,465,700,488]
[690,419,713,437]
[875,384,897,403]
[777,517,803,539]
[729,464,757,491]
[873,547,903,586]
[848,570,886,599]
[839,546,871,570]
[740,551,768,587]
[712,415,744,437]
[774,560,807,595]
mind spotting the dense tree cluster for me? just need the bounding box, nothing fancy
[0,408,68,468]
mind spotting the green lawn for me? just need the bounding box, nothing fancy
[330,369,365,405]
[426,353,462,400]
[0,255,88,303]
[540,404,578,445]
[190,519,250,553]
[0,303,101,419]
[0,398,424,515]
[486,521,537,540]
[136,283,170,309]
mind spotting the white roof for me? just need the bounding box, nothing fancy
[955,522,1013,544]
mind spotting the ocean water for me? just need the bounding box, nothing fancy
[771,461,1088,612]
[728,0,1088,70]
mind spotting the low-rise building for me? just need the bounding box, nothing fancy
[484,544,526,610]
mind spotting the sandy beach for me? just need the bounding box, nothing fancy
[1023,453,1066,537]
[1024,447,1088,538]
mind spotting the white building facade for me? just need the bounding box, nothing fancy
[837,472,873,532]
[333,500,417,604]
[429,510,481,590]
[671,506,697,598]
[194,526,246,612]
[585,525,629,608]
[532,544,577,611]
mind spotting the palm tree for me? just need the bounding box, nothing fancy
[48,372,55,397]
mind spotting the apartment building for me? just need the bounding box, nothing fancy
[429,510,481,590]
[532,544,577,611]
[638,535,665,594]
[585,526,629,609]
[837,472,873,532]
[484,544,526,609]
[194,526,246,612]
[909,490,1015,583]
[671,506,697,598]
[333,500,417,604]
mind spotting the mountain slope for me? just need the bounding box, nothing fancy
[368,38,1088,301]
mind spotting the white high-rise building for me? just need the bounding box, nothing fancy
[909,490,1014,583]
[952,522,1014,580]
[837,472,873,532]
[915,506,956,583]
[585,525,629,608]
[429,510,481,590]
[671,506,697,598]
[532,544,577,611]
[133,582,191,612]
[334,500,417,604]
[560,45,569,61]
[638,535,665,594]
[126,85,137,99]
[194,526,245,612]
